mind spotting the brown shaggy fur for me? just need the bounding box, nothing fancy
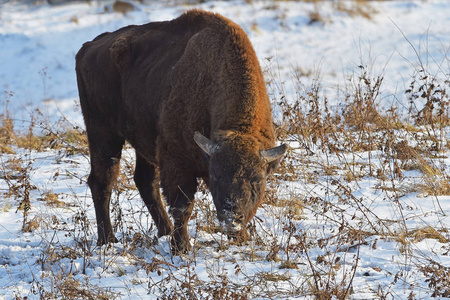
[76,10,284,254]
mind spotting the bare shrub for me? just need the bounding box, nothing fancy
[420,262,450,297]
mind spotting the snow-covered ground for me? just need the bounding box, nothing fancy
[0,0,449,299]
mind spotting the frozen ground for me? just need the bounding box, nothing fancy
[0,0,449,299]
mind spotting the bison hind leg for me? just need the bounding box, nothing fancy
[86,131,125,246]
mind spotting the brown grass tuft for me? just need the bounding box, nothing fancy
[409,226,448,243]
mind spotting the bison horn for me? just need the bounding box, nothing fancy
[194,131,220,156]
[260,144,287,163]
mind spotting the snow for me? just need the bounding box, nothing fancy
[1,0,450,299]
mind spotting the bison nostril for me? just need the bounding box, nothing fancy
[221,213,245,233]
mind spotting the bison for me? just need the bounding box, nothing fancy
[75,9,286,254]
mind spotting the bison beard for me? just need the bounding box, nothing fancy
[76,9,286,254]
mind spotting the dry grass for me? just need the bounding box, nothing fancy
[420,262,450,297]
[0,106,88,155]
[334,0,378,20]
[305,0,379,26]
[409,226,448,243]
[39,274,118,299]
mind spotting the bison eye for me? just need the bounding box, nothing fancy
[253,180,262,188]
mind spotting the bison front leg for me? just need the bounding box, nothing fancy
[161,174,197,254]
[134,154,173,237]
[169,200,195,254]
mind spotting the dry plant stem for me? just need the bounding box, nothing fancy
[299,237,320,295]
[431,194,446,216]
[336,182,392,235]
[344,233,361,298]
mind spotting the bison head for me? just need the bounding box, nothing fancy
[194,131,286,236]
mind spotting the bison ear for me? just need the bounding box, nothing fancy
[194,132,220,156]
[260,144,287,163]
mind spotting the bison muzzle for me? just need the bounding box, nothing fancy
[76,9,286,254]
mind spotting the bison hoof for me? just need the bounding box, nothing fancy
[170,237,191,255]
[229,229,251,244]
[97,235,119,246]
[157,223,174,237]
